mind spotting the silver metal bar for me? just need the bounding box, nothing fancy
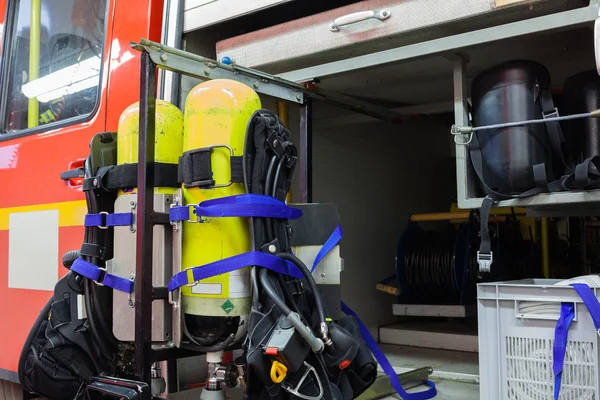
[299,99,313,203]
[133,40,404,123]
[453,57,473,209]
[453,111,596,135]
[278,4,599,83]
[159,0,184,104]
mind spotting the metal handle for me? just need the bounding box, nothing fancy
[330,9,391,32]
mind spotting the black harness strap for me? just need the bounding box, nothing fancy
[177,147,244,188]
[79,243,105,260]
[83,162,179,191]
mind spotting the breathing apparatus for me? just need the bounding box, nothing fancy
[18,78,383,400]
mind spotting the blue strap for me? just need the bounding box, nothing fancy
[571,283,600,330]
[317,228,436,399]
[341,302,437,399]
[84,212,133,227]
[553,283,600,399]
[311,225,342,273]
[553,303,575,400]
[170,194,302,222]
[168,251,304,292]
[71,258,134,293]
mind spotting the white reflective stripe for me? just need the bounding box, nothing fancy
[8,210,58,291]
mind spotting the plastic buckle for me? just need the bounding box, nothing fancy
[543,107,559,119]
[94,266,108,286]
[98,211,109,230]
[477,251,493,273]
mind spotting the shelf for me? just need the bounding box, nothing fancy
[458,190,600,215]
[393,304,476,318]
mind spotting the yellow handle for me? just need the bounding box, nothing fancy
[270,361,288,384]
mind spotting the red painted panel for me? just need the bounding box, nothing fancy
[0,225,82,373]
[0,0,166,376]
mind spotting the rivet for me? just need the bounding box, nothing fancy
[268,244,276,254]
[93,178,98,186]
[160,53,168,62]
[130,200,136,208]
[253,81,260,89]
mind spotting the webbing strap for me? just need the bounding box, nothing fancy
[169,194,302,222]
[178,147,244,189]
[311,224,342,273]
[71,258,133,293]
[553,283,600,399]
[84,212,133,228]
[341,302,437,399]
[168,251,304,292]
[319,227,436,399]
[83,163,179,191]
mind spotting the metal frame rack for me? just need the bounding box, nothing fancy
[129,39,406,394]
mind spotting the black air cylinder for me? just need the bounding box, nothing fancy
[563,70,600,163]
[471,60,553,194]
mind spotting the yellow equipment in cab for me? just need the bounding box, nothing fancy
[181,79,261,345]
[116,100,184,195]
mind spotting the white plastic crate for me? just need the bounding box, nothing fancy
[478,279,600,400]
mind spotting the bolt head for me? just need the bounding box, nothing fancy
[130,200,136,208]
[296,93,302,100]
[253,81,260,89]
[268,244,277,254]
[93,178,98,186]
[160,53,168,62]
[321,273,326,278]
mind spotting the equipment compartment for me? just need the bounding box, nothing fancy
[216,0,590,75]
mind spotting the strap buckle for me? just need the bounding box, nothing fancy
[94,266,108,286]
[477,251,493,273]
[97,211,109,230]
[206,144,235,188]
[181,144,236,189]
[543,107,560,119]
[187,206,201,223]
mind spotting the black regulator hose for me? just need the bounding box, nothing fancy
[276,252,329,342]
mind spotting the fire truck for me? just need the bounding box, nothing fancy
[3,1,600,400]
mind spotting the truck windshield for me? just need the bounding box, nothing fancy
[4,0,107,133]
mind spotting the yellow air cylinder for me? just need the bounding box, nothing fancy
[116,100,184,194]
[181,79,261,346]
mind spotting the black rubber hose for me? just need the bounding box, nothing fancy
[277,274,302,316]
[84,279,112,368]
[276,252,327,328]
[264,156,278,241]
[260,268,293,317]
[251,267,260,310]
